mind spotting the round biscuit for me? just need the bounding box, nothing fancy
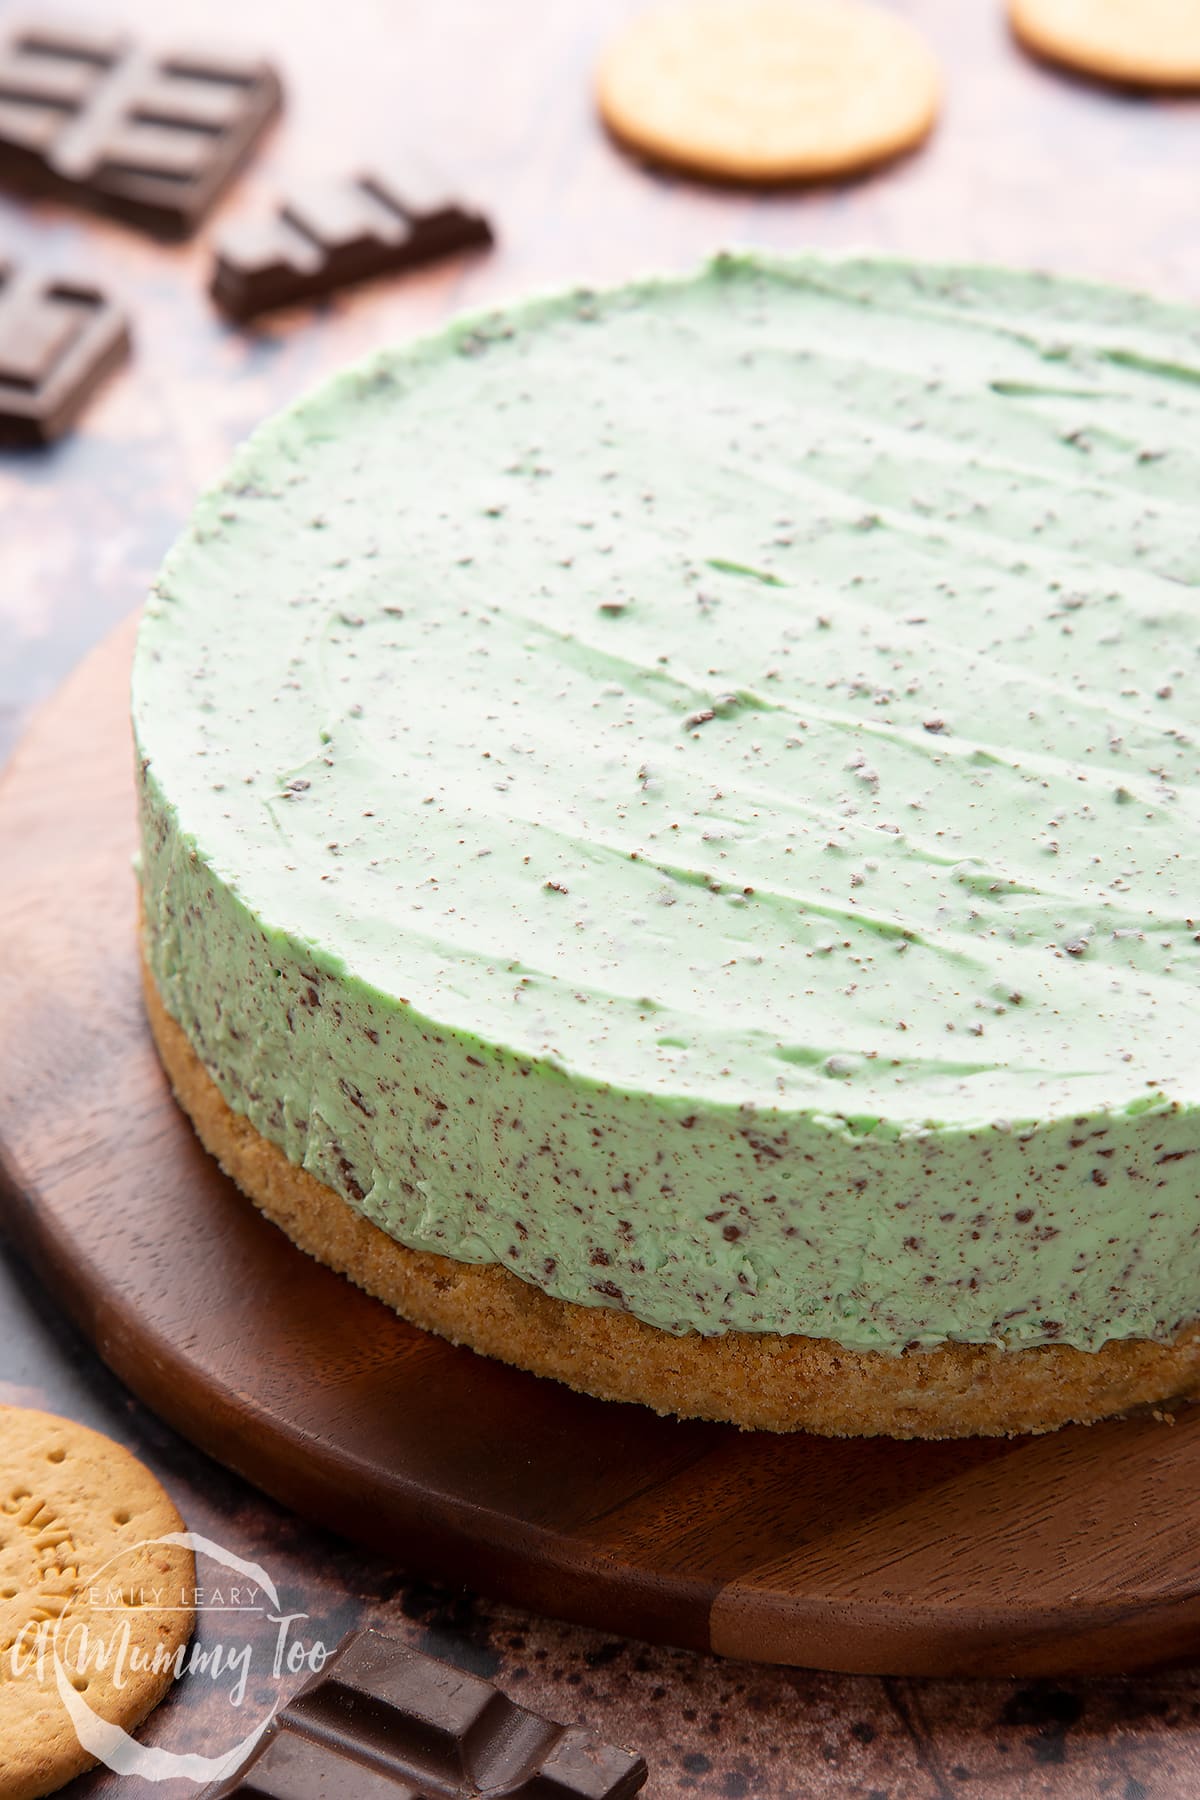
[596,0,941,183]
[1009,0,1200,86]
[0,1408,194,1800]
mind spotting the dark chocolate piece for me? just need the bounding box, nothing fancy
[0,20,281,238]
[210,168,493,320]
[206,1629,647,1800]
[0,263,130,446]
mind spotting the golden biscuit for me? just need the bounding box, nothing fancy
[0,1408,194,1800]
[596,0,941,182]
[1010,0,1200,86]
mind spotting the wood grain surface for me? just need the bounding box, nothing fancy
[2,0,1200,1791]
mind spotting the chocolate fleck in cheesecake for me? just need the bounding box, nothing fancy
[134,253,1200,1438]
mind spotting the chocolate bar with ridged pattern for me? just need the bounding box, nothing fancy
[0,19,281,238]
[205,1628,648,1800]
[0,263,129,445]
[210,167,492,319]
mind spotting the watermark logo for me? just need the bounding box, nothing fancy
[10,1532,331,1783]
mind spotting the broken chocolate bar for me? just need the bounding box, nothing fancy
[210,168,493,320]
[206,1628,648,1799]
[0,20,282,238]
[0,263,130,446]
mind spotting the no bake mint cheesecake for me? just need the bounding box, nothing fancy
[134,254,1200,1438]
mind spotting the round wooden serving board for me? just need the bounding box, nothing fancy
[3,618,1200,1679]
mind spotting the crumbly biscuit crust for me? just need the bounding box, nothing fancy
[144,958,1200,1439]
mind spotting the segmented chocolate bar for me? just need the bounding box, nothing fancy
[206,1629,647,1799]
[0,20,282,237]
[210,168,493,320]
[0,263,130,446]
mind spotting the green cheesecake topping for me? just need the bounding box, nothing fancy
[135,254,1200,1351]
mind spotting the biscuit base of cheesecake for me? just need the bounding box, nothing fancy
[142,958,1200,1439]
